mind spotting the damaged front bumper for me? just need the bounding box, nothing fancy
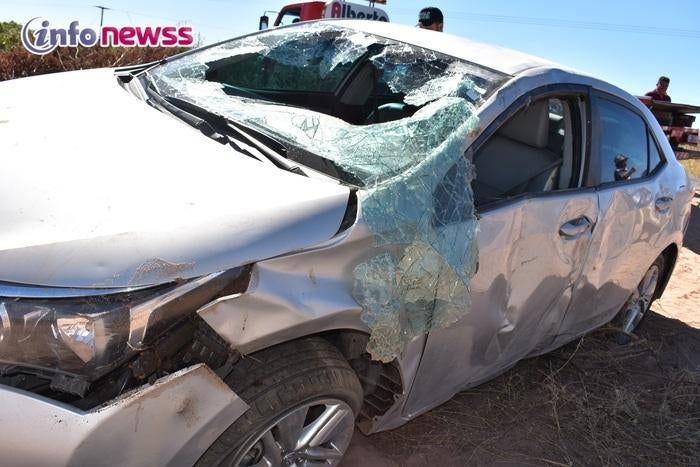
[0,364,248,467]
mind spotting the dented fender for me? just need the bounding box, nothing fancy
[197,220,375,355]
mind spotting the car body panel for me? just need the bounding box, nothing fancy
[404,191,599,415]
[552,155,690,347]
[0,364,249,466]
[0,69,350,288]
[197,213,430,436]
[198,218,376,355]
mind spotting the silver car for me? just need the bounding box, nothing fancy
[0,20,693,466]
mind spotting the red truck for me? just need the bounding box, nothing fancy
[638,96,700,159]
[259,0,389,30]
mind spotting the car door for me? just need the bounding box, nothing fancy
[404,87,598,416]
[551,91,673,344]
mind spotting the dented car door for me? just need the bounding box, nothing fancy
[404,91,599,415]
[552,92,679,344]
[405,194,598,415]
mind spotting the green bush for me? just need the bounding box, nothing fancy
[0,21,22,50]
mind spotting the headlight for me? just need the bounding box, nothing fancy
[0,267,249,394]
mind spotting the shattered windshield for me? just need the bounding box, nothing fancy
[149,23,507,186]
[149,23,507,361]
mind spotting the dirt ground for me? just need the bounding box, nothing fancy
[343,190,700,467]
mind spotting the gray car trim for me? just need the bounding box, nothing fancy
[0,281,156,298]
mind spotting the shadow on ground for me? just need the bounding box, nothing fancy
[683,198,700,255]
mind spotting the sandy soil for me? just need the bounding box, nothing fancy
[656,192,700,328]
[342,191,700,467]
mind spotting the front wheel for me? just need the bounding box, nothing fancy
[196,337,363,467]
[616,256,665,344]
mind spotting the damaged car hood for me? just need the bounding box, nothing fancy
[0,69,350,288]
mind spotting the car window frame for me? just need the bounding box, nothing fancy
[468,83,592,213]
[647,127,668,177]
[587,90,668,188]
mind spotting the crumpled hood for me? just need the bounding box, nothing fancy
[0,69,350,288]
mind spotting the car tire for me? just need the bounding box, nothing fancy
[196,337,363,467]
[616,255,665,345]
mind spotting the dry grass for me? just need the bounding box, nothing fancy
[680,159,700,182]
[545,328,699,466]
[365,314,700,466]
[677,145,700,164]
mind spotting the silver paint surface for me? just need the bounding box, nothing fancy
[403,192,598,414]
[0,69,349,288]
[0,364,249,466]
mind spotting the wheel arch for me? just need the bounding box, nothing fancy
[656,243,679,299]
[228,327,406,434]
[286,328,405,434]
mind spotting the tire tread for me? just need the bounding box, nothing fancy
[195,337,362,466]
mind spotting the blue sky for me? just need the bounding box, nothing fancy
[3,0,699,105]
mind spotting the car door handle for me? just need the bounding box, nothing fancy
[655,196,673,212]
[559,216,593,238]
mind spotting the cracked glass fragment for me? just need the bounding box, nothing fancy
[351,103,480,361]
[148,24,507,362]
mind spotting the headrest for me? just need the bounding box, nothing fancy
[500,100,550,148]
[340,62,375,105]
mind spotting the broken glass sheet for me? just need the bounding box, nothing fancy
[148,24,499,361]
[350,101,480,362]
[368,43,492,106]
[156,24,381,94]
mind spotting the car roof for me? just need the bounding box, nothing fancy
[315,19,559,76]
[303,20,676,159]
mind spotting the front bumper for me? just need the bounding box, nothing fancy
[0,364,248,467]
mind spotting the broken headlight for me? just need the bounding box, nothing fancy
[0,267,249,393]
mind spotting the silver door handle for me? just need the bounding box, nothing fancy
[655,196,673,212]
[559,216,593,238]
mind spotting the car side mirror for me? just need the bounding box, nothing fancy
[259,15,269,30]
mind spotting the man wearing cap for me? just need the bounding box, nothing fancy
[418,7,443,32]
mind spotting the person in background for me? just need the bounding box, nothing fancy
[645,76,671,102]
[418,7,444,32]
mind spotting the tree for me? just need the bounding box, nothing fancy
[0,21,22,50]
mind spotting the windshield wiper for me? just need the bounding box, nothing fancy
[141,77,363,186]
[142,80,307,176]
[164,95,308,176]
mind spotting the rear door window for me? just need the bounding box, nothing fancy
[596,99,647,183]
[648,131,665,175]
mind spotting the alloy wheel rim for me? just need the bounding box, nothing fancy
[230,399,355,467]
[621,265,660,335]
